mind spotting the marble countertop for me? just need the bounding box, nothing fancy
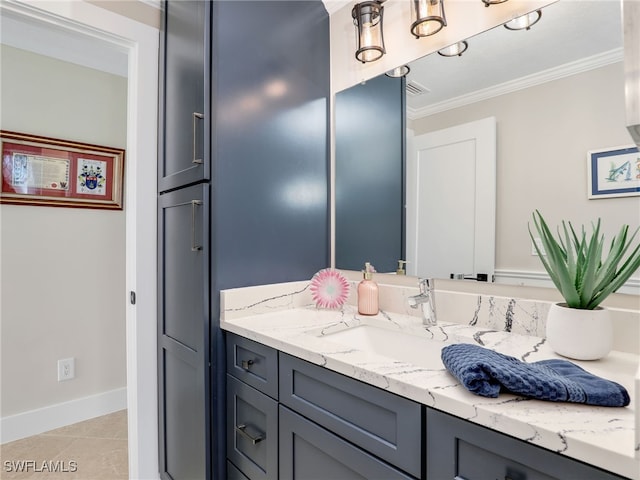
[220,282,639,479]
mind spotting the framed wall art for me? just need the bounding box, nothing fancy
[1,130,125,209]
[587,145,640,199]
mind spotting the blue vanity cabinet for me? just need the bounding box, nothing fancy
[426,408,629,480]
[225,334,423,479]
[158,0,210,193]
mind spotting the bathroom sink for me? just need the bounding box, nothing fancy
[320,324,447,369]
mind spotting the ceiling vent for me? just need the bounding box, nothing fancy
[406,80,430,96]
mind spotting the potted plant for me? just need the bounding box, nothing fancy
[529,210,640,360]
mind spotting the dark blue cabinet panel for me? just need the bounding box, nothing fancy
[279,353,422,478]
[279,406,416,480]
[159,0,210,192]
[158,184,209,352]
[227,375,278,480]
[335,74,405,273]
[158,184,210,480]
[160,341,206,480]
[226,333,278,400]
[427,408,628,480]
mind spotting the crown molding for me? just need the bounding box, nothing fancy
[407,48,623,120]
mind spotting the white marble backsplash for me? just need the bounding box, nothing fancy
[221,281,313,320]
[221,276,639,354]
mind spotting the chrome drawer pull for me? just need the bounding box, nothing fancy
[192,112,204,164]
[235,424,264,445]
[190,200,203,252]
[241,359,254,370]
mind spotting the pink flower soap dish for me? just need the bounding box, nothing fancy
[310,269,350,309]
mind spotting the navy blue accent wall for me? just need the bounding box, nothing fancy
[335,74,405,273]
[212,1,330,290]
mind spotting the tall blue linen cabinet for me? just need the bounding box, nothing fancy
[157,1,330,478]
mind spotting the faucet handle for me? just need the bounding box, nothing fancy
[418,277,434,293]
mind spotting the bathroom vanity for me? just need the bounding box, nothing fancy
[221,281,639,480]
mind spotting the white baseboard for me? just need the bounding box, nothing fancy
[0,387,127,444]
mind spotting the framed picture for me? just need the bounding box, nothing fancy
[1,130,125,209]
[587,145,640,199]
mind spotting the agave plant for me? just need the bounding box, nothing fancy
[529,210,640,310]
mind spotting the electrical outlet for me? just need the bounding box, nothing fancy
[531,237,546,256]
[57,358,75,381]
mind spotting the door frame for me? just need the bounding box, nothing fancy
[1,1,160,478]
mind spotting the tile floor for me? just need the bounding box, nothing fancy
[0,410,128,479]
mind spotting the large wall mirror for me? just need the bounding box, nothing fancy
[335,1,640,291]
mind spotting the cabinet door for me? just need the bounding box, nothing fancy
[159,0,210,192]
[279,406,416,480]
[158,184,209,479]
[426,408,627,480]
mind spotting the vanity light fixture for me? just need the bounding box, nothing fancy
[504,10,542,30]
[385,65,411,77]
[410,0,446,38]
[481,0,508,6]
[437,41,468,57]
[352,1,386,63]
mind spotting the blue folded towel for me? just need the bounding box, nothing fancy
[441,343,630,407]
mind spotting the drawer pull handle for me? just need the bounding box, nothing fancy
[192,112,204,164]
[241,359,254,370]
[454,477,469,480]
[235,424,264,445]
[190,200,203,252]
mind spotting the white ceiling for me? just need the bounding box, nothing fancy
[404,1,623,116]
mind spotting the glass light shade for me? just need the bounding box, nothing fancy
[437,41,468,57]
[352,1,385,63]
[385,65,411,77]
[504,10,542,30]
[410,0,446,38]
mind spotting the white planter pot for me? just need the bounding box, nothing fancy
[545,303,613,360]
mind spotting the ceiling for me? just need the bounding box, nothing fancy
[404,1,623,117]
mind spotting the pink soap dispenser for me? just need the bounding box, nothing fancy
[358,262,379,316]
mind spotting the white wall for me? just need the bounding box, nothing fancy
[410,62,640,282]
[0,45,127,417]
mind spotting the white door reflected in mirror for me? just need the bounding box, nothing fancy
[407,117,496,280]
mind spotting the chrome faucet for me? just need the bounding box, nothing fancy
[408,278,437,326]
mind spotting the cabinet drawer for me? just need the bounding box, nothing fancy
[226,333,278,399]
[427,408,628,480]
[227,375,278,480]
[279,405,416,480]
[279,353,422,478]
